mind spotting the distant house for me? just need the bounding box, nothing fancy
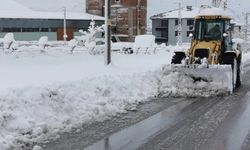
[150,6,197,45]
[0,0,104,41]
[151,5,243,45]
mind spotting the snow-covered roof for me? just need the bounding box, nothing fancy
[14,0,85,12]
[0,0,104,21]
[151,7,199,19]
[150,5,243,26]
[0,10,104,20]
[0,0,33,12]
[197,6,231,17]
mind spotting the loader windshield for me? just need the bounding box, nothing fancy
[195,19,223,41]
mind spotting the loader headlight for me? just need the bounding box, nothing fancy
[195,57,200,61]
[194,57,201,64]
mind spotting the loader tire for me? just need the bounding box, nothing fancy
[171,53,186,64]
[232,58,237,89]
[222,55,240,89]
[236,61,241,87]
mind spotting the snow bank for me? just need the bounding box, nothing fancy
[0,63,230,149]
[0,44,239,149]
[133,35,156,48]
[0,71,160,149]
[165,43,190,53]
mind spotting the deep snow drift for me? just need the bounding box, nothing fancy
[0,44,248,149]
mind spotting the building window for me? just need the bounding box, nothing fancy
[175,19,182,26]
[187,19,194,26]
[189,25,194,31]
[187,31,193,37]
[161,20,168,27]
[40,28,49,32]
[175,19,178,26]
[161,30,168,38]
[175,31,179,37]
[2,28,21,32]
[51,28,57,32]
[156,38,168,44]
[22,28,39,32]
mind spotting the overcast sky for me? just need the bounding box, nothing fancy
[148,0,250,18]
[14,0,250,18]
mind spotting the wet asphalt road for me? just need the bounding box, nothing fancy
[139,81,250,150]
[42,66,250,150]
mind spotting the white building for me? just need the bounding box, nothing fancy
[151,5,243,45]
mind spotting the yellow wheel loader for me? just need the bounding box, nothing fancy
[167,15,242,93]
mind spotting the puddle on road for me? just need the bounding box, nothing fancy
[83,100,192,150]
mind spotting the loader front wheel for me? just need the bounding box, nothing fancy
[236,61,241,87]
[171,52,186,64]
[232,58,237,89]
[222,55,239,89]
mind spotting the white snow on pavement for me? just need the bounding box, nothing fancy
[0,48,171,149]
[0,43,249,149]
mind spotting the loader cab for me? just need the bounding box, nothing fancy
[193,15,233,52]
[194,18,223,41]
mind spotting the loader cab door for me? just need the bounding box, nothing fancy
[223,20,233,52]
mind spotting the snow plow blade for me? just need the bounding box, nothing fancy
[162,64,233,94]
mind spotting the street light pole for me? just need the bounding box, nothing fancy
[177,3,182,46]
[137,0,141,35]
[245,13,250,41]
[63,7,68,45]
[105,0,111,65]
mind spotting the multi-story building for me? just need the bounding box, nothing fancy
[86,0,147,41]
[151,6,197,45]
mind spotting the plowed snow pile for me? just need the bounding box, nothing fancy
[159,71,230,97]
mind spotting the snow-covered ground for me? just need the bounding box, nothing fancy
[0,43,249,150]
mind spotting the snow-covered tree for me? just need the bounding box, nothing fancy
[75,19,105,47]
[3,33,18,52]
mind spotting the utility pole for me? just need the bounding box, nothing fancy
[63,7,67,45]
[128,8,134,42]
[245,13,250,41]
[137,0,141,35]
[177,3,182,46]
[223,0,227,10]
[105,0,111,65]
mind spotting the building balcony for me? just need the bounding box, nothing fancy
[155,27,168,31]
[155,37,168,43]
